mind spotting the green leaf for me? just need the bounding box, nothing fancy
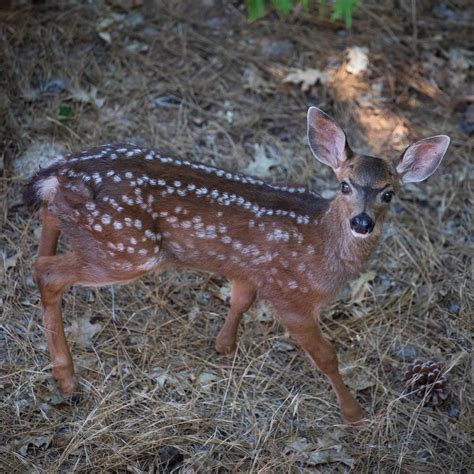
[58,105,73,119]
[246,0,266,21]
[319,0,327,18]
[300,0,309,12]
[331,0,359,28]
[271,0,293,17]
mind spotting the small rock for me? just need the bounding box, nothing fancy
[158,446,184,470]
[260,38,294,61]
[416,448,434,462]
[43,78,68,93]
[448,406,460,417]
[459,104,474,135]
[448,48,474,71]
[394,342,417,359]
[206,17,225,29]
[448,303,460,315]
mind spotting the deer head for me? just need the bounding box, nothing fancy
[307,107,450,238]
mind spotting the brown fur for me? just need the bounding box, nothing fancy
[26,108,450,426]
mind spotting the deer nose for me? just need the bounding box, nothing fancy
[350,213,374,235]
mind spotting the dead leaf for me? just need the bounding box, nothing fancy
[286,437,315,453]
[19,434,53,456]
[307,449,354,468]
[70,86,105,108]
[340,363,375,391]
[254,302,273,322]
[13,142,65,179]
[316,428,345,450]
[243,66,271,93]
[150,368,179,389]
[1,253,19,273]
[245,144,281,177]
[283,68,331,92]
[125,41,149,54]
[346,46,369,75]
[196,372,218,390]
[218,284,231,302]
[66,317,102,347]
[274,341,295,352]
[98,31,112,44]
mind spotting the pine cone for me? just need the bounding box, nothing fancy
[404,360,449,406]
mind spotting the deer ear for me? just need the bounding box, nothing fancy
[397,135,450,184]
[307,107,347,170]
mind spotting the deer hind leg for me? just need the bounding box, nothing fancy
[216,280,256,356]
[278,311,366,426]
[37,206,61,257]
[34,252,81,395]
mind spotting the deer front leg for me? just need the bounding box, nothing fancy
[279,311,366,426]
[216,280,256,356]
[34,252,80,395]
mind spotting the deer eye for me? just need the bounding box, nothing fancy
[382,190,394,203]
[341,181,351,194]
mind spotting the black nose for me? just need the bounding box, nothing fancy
[350,213,375,234]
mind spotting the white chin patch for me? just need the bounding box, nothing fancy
[351,229,372,239]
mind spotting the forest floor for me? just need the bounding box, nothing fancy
[1,0,472,472]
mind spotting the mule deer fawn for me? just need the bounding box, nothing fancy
[25,107,449,425]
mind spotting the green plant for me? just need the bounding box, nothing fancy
[245,0,308,22]
[58,104,73,120]
[326,0,359,28]
[245,0,359,28]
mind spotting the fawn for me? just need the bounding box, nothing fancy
[25,107,449,425]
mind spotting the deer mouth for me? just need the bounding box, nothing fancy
[351,228,373,239]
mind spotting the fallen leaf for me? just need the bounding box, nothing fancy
[286,437,315,453]
[19,434,53,456]
[13,142,65,179]
[125,41,149,54]
[274,341,295,352]
[218,284,231,302]
[283,68,331,92]
[340,363,375,391]
[254,302,273,322]
[307,449,354,468]
[196,372,218,390]
[98,31,112,44]
[245,144,281,177]
[1,253,19,273]
[188,306,200,322]
[150,368,179,389]
[317,429,345,449]
[70,87,105,108]
[346,46,369,75]
[243,66,272,93]
[66,317,102,347]
[448,48,474,71]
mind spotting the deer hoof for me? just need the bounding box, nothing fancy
[54,372,79,396]
[215,340,236,356]
[342,406,367,428]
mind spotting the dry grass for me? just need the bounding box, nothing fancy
[1,1,472,472]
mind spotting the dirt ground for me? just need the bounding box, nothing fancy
[1,0,472,472]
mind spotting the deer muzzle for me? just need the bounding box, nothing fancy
[350,213,375,235]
